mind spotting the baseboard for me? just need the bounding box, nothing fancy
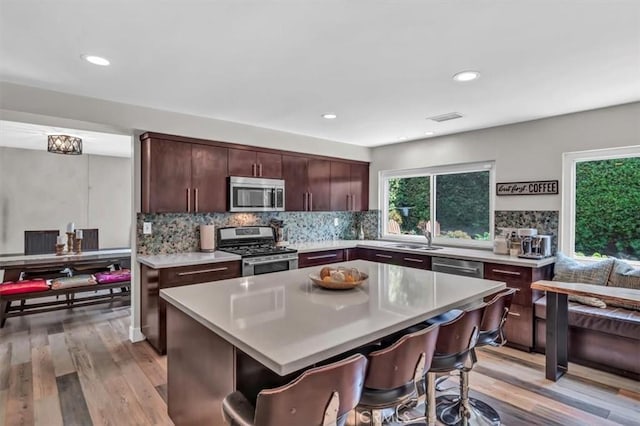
[129,326,145,343]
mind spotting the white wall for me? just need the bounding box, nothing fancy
[0,147,131,254]
[370,102,640,210]
[0,82,371,162]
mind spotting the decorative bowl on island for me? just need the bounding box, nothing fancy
[309,266,368,290]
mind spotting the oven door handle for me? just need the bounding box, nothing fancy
[243,257,297,266]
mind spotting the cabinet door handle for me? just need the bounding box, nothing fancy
[491,269,522,276]
[507,311,521,317]
[403,257,424,263]
[186,188,191,212]
[309,192,313,211]
[433,263,479,274]
[194,188,199,212]
[376,253,393,259]
[303,193,307,211]
[177,267,228,276]
[508,287,522,293]
[259,164,263,176]
[306,253,338,260]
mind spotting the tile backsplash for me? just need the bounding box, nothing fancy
[136,209,557,256]
[494,210,559,253]
[137,211,381,255]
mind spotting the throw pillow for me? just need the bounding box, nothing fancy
[51,274,97,290]
[607,259,640,311]
[553,253,615,308]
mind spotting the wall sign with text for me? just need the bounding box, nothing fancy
[496,180,559,196]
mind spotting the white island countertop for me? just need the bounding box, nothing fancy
[160,259,505,375]
[137,251,241,269]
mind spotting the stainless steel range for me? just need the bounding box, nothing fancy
[217,226,298,276]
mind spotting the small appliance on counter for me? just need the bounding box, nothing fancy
[517,228,538,257]
[519,235,553,259]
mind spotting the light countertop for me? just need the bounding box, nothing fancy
[137,251,241,269]
[137,240,555,269]
[289,240,555,268]
[160,259,505,375]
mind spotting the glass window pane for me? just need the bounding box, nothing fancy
[387,176,430,235]
[435,171,490,240]
[575,157,640,260]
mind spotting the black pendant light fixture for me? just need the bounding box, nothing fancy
[47,135,83,155]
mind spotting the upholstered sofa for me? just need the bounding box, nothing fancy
[532,255,640,379]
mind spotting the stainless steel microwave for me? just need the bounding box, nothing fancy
[229,176,285,212]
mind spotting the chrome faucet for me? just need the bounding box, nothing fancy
[424,229,432,248]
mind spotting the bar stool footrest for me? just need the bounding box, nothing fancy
[436,395,500,426]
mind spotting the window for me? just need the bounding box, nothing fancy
[381,162,494,247]
[562,146,640,262]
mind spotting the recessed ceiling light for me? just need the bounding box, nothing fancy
[322,113,337,120]
[453,70,480,82]
[81,54,110,66]
[424,131,435,136]
[398,136,408,141]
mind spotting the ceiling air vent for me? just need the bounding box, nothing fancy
[427,112,463,122]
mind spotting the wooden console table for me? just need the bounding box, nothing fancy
[530,280,640,381]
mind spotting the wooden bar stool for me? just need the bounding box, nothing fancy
[222,353,367,426]
[424,305,485,426]
[356,323,439,425]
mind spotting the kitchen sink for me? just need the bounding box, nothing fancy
[386,243,443,251]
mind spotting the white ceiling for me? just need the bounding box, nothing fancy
[0,0,639,147]
[0,120,131,157]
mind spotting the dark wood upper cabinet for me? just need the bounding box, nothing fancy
[256,152,282,178]
[307,159,331,211]
[141,132,368,213]
[191,144,228,213]
[330,161,369,211]
[282,155,309,211]
[142,136,228,213]
[228,148,282,178]
[330,161,351,211]
[142,138,192,213]
[350,163,369,211]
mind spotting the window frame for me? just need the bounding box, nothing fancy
[561,145,640,263]
[379,161,495,248]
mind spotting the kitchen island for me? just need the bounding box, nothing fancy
[160,259,505,426]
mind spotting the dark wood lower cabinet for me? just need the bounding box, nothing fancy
[357,248,431,270]
[298,250,345,268]
[140,261,241,354]
[484,262,553,350]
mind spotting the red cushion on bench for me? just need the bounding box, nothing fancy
[0,279,49,295]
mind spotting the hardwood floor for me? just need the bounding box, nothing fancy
[0,305,638,425]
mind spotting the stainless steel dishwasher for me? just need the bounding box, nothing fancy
[431,256,484,278]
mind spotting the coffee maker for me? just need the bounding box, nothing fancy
[532,235,552,258]
[269,219,286,245]
[517,228,538,257]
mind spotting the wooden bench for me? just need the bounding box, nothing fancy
[0,281,130,328]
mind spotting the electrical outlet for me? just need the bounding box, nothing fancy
[143,222,152,235]
[334,218,339,227]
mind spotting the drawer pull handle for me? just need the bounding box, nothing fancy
[507,311,521,317]
[403,257,424,263]
[376,254,393,259]
[306,254,338,260]
[177,267,228,276]
[433,263,478,273]
[491,269,522,276]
